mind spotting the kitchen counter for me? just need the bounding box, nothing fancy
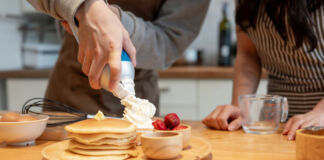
[0,121,295,160]
[0,66,268,79]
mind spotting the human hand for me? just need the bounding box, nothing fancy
[202,104,242,131]
[74,0,136,90]
[283,101,324,140]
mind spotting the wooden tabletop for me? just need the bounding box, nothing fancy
[0,66,268,79]
[0,121,295,160]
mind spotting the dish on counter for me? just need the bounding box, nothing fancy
[141,132,183,159]
[41,111,210,160]
[152,113,192,148]
[0,111,48,146]
[61,111,138,160]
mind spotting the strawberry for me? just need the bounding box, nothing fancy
[164,113,180,129]
[172,125,187,130]
[152,120,167,130]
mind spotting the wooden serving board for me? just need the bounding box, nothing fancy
[41,137,211,160]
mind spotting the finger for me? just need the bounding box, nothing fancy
[204,107,223,129]
[202,111,217,129]
[107,43,122,91]
[217,105,234,130]
[88,48,106,89]
[202,116,213,128]
[283,118,294,135]
[210,107,225,130]
[122,30,136,66]
[60,21,73,35]
[228,117,242,131]
[82,47,94,76]
[287,119,303,141]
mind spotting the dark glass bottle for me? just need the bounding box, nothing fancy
[217,3,232,66]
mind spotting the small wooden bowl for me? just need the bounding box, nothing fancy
[296,128,324,160]
[155,124,191,148]
[141,132,183,159]
[135,128,153,145]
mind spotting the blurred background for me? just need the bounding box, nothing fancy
[0,0,267,120]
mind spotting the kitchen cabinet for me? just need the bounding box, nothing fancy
[158,79,198,120]
[7,79,48,111]
[197,79,268,120]
[159,79,268,120]
[5,78,268,120]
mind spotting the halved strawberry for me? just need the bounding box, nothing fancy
[152,120,167,130]
[172,125,187,130]
[164,113,180,129]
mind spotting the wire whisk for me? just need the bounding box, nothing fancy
[22,98,88,127]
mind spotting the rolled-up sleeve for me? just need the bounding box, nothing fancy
[119,0,211,70]
[27,0,86,25]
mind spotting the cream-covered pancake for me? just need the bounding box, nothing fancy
[60,150,129,160]
[69,140,136,150]
[69,148,138,157]
[68,132,136,142]
[65,118,136,134]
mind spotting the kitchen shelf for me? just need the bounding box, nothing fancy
[0,66,267,79]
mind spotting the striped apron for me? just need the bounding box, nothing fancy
[246,5,324,117]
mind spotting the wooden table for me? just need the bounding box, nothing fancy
[0,121,295,160]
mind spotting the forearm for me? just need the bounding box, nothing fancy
[231,52,261,106]
[231,28,261,106]
[116,0,210,69]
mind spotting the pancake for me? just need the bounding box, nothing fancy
[69,148,138,157]
[76,136,136,146]
[68,132,136,142]
[60,150,129,160]
[65,118,136,134]
[71,134,136,145]
[69,140,136,150]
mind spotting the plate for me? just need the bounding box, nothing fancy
[41,137,211,160]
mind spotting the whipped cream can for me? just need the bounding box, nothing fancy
[69,23,135,99]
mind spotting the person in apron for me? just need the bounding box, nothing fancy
[203,0,324,140]
[27,0,210,116]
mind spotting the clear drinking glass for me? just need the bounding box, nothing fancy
[239,95,289,134]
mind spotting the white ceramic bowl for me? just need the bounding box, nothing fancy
[0,112,49,146]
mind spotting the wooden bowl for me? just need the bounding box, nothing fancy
[0,113,49,146]
[141,132,183,159]
[296,128,324,160]
[155,124,191,148]
[135,128,153,145]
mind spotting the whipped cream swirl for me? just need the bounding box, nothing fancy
[121,95,156,129]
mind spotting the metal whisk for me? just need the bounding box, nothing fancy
[21,98,109,127]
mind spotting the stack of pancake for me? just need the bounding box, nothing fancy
[62,117,138,160]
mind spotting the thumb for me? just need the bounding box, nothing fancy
[228,117,242,131]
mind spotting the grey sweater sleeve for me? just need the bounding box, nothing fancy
[119,0,211,70]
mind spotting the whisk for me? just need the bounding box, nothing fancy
[22,98,119,127]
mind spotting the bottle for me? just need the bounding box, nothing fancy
[100,50,135,99]
[69,23,135,99]
[217,2,232,66]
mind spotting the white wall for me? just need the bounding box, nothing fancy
[189,0,236,65]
